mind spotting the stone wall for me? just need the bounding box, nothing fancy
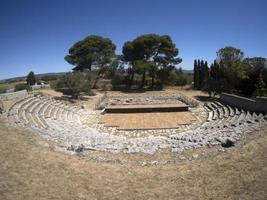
[30,84,50,90]
[220,93,267,113]
[0,90,28,101]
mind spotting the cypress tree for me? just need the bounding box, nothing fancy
[197,60,201,89]
[204,61,209,81]
[199,60,204,89]
[26,71,36,86]
[193,60,197,88]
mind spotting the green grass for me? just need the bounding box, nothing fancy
[0,81,26,92]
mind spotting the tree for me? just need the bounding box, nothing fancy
[210,60,220,81]
[204,61,209,78]
[64,35,116,88]
[147,62,158,88]
[202,60,228,95]
[122,34,182,89]
[26,71,36,86]
[168,68,188,86]
[122,41,136,89]
[197,60,201,88]
[178,67,183,74]
[55,72,91,99]
[198,60,204,89]
[255,73,266,96]
[216,46,247,91]
[197,47,266,97]
[104,56,122,79]
[193,59,199,89]
[244,57,267,84]
[130,59,158,88]
[193,59,209,90]
[236,57,266,95]
[202,78,215,97]
[111,70,127,90]
[217,46,244,64]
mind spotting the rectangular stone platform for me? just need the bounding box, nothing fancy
[104,104,189,113]
[100,112,194,129]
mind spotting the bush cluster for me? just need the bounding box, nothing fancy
[14,83,28,92]
[54,72,91,99]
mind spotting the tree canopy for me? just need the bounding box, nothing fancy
[216,46,247,91]
[217,46,244,64]
[194,46,267,97]
[122,34,182,88]
[65,35,116,72]
[62,34,267,96]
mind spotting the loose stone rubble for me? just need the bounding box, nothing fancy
[5,94,267,154]
[96,92,199,109]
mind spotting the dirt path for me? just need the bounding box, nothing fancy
[0,117,267,200]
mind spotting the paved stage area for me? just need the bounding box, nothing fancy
[105,104,189,113]
[100,111,194,130]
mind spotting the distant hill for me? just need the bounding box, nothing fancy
[0,72,67,83]
[182,69,193,74]
[1,69,193,84]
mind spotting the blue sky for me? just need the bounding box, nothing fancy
[0,0,266,80]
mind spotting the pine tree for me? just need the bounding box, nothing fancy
[26,71,36,86]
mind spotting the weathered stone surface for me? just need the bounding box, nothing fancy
[5,95,267,154]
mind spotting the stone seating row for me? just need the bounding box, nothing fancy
[170,100,266,147]
[205,102,254,129]
[6,96,267,154]
[8,95,85,132]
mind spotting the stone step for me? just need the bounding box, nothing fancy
[207,111,213,122]
[212,109,218,120]
[210,102,219,110]
[228,106,235,116]
[218,107,224,119]
[223,106,229,118]
[39,102,50,116]
[235,107,240,115]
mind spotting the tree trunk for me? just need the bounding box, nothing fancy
[139,69,146,89]
[128,69,135,89]
[151,76,155,89]
[92,70,101,89]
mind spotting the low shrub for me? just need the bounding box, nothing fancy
[41,75,60,82]
[111,72,127,89]
[255,88,267,97]
[14,83,28,92]
[154,80,163,90]
[49,80,59,89]
[0,86,6,94]
[54,72,91,99]
[176,74,188,86]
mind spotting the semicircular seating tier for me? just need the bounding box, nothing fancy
[6,95,267,154]
[169,101,266,147]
